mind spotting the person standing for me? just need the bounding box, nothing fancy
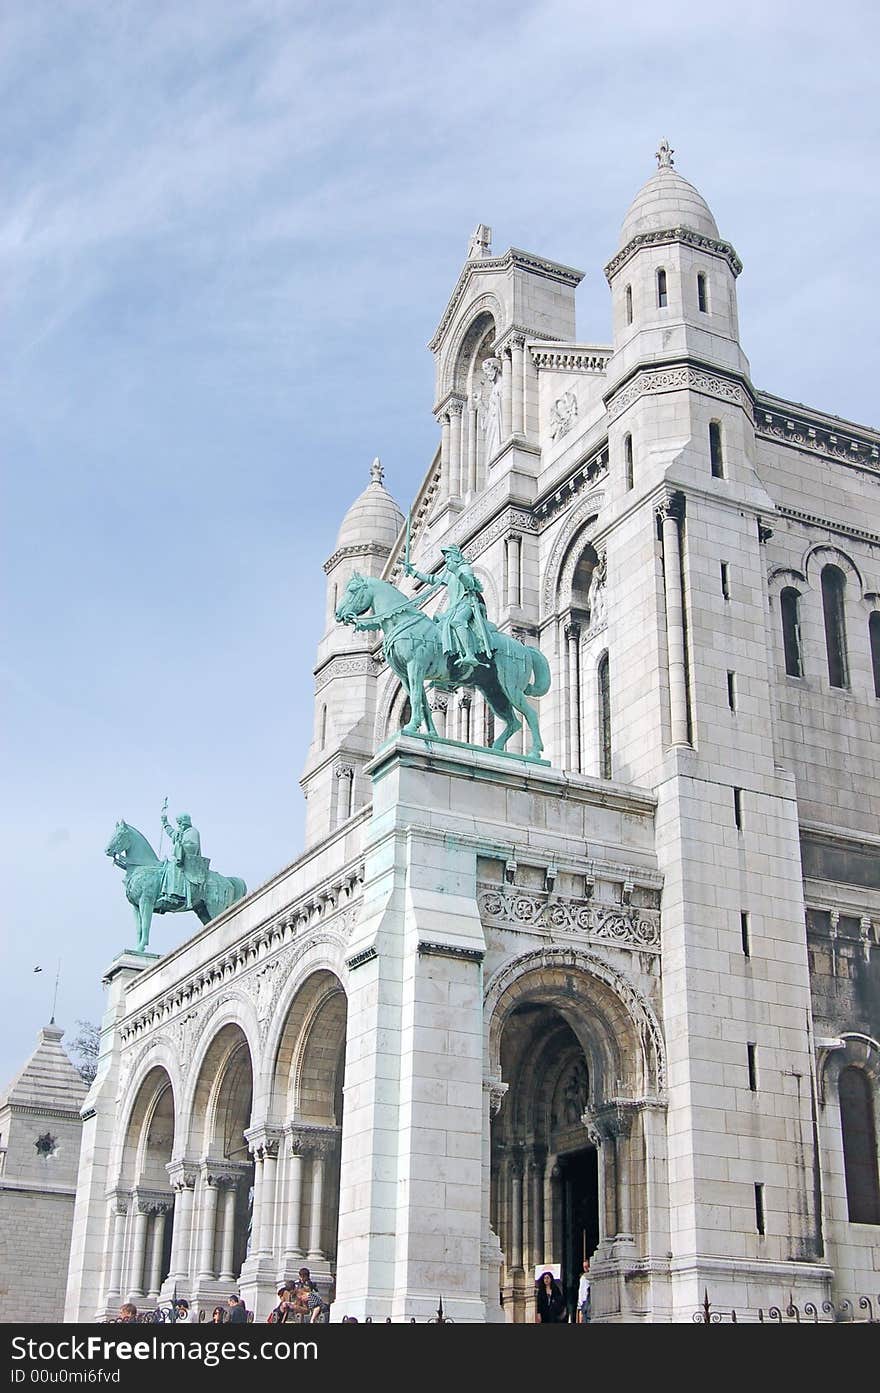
[535,1270,567,1323]
[577,1259,592,1324]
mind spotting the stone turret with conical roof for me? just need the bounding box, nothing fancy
[300,459,404,846]
[0,1023,87,1320]
[605,140,748,392]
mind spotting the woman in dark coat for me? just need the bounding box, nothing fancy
[535,1270,567,1323]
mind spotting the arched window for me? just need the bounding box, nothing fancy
[624,434,634,491]
[780,588,803,677]
[821,564,849,688]
[709,421,724,478]
[656,269,668,308]
[598,653,611,780]
[319,704,327,749]
[839,1067,880,1224]
[870,613,880,698]
[625,284,633,324]
[697,273,708,312]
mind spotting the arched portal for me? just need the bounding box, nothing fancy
[486,951,666,1324]
[110,1067,176,1308]
[181,1025,255,1296]
[270,970,348,1288]
[492,1003,598,1322]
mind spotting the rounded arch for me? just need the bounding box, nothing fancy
[185,1022,254,1163]
[267,968,347,1125]
[819,1032,880,1103]
[180,992,261,1128]
[118,1065,176,1191]
[485,947,665,1097]
[803,544,863,592]
[440,296,503,400]
[542,499,605,616]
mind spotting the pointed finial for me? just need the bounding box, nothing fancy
[467,224,492,259]
[655,139,674,169]
[369,457,384,486]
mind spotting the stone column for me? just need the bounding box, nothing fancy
[438,411,451,501]
[458,691,471,744]
[550,1164,563,1263]
[431,692,448,739]
[198,1174,221,1282]
[259,1140,279,1257]
[501,347,512,444]
[306,1151,326,1262]
[104,1198,128,1306]
[467,405,479,494]
[334,764,354,828]
[511,335,525,436]
[565,621,581,773]
[505,536,521,609]
[167,1165,196,1282]
[127,1201,150,1300]
[530,1153,545,1266]
[147,1204,169,1298]
[658,496,690,746]
[282,1144,306,1271]
[509,1151,524,1273]
[448,399,463,499]
[218,1180,239,1283]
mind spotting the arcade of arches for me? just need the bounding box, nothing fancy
[104,972,347,1314]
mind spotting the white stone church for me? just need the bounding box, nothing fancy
[64,146,880,1323]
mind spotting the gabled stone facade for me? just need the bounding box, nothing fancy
[0,1025,87,1321]
[67,148,880,1323]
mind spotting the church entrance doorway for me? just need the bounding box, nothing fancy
[490,1001,600,1322]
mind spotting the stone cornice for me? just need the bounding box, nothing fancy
[323,541,392,575]
[417,941,485,963]
[528,343,613,374]
[533,445,609,527]
[755,400,880,475]
[0,1103,84,1121]
[428,248,584,352]
[604,225,743,283]
[773,505,880,551]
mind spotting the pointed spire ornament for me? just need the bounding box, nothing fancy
[369,457,384,486]
[655,139,675,169]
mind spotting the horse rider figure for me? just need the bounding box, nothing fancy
[160,811,209,910]
[404,544,492,681]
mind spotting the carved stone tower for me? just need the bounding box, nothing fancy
[300,459,404,844]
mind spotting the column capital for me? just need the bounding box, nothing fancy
[564,620,581,643]
[655,490,684,525]
[483,1079,508,1117]
[166,1160,198,1191]
[244,1124,283,1160]
[133,1187,171,1216]
[287,1121,341,1158]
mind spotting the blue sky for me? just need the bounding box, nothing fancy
[2,0,878,1084]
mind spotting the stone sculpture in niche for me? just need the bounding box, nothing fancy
[474,356,504,463]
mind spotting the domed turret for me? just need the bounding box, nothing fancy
[335,458,404,552]
[619,140,719,248]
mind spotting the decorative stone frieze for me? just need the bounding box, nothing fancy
[323,541,392,575]
[417,940,485,963]
[288,1123,341,1158]
[477,884,660,952]
[606,364,752,424]
[314,653,384,693]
